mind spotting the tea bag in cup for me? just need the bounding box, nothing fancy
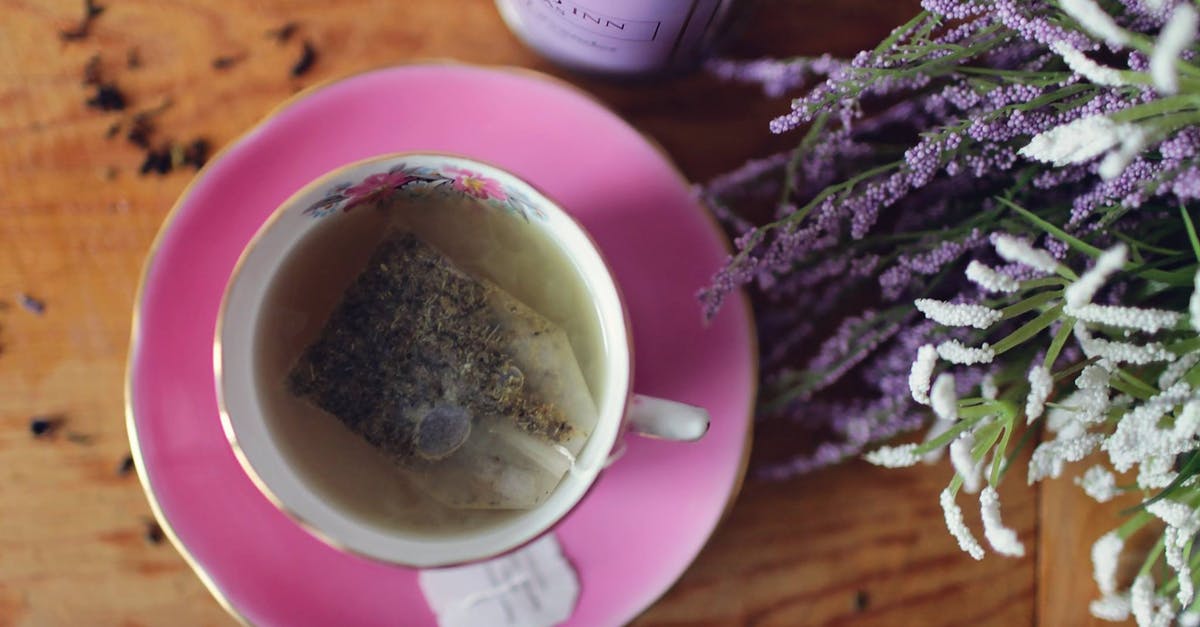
[287,231,598,510]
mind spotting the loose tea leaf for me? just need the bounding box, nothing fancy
[139,146,171,175]
[82,54,102,86]
[182,138,210,169]
[60,0,105,41]
[29,416,61,437]
[266,21,298,44]
[211,54,245,70]
[19,293,45,315]
[86,84,127,111]
[143,520,164,545]
[291,40,316,77]
[125,113,154,148]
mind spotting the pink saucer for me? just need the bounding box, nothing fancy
[127,64,755,626]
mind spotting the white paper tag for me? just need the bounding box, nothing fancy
[418,534,580,627]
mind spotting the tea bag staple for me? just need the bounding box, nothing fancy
[288,232,597,510]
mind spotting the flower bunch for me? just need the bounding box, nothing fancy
[704,0,1200,622]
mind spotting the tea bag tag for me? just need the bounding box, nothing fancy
[418,534,580,627]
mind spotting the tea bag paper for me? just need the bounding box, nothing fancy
[287,232,598,510]
[418,534,579,627]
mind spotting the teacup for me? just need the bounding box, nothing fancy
[215,153,709,567]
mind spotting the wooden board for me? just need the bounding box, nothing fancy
[0,0,1100,625]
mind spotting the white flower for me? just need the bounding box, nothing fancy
[1079,335,1174,365]
[1098,126,1147,180]
[1139,455,1178,489]
[1051,41,1131,86]
[937,340,995,365]
[981,373,999,400]
[1029,433,1104,482]
[1191,269,1200,332]
[1065,243,1127,307]
[1025,364,1053,422]
[1019,116,1138,167]
[1092,531,1124,596]
[951,433,983,493]
[1160,352,1200,390]
[980,486,1025,557]
[909,344,938,405]
[1046,389,1109,436]
[864,443,921,468]
[1150,599,1176,627]
[1105,382,1198,472]
[993,234,1061,274]
[1151,4,1198,94]
[1164,526,1194,606]
[915,298,1002,329]
[1089,594,1131,621]
[931,373,958,421]
[1147,499,1195,529]
[1077,465,1118,502]
[1044,364,1111,434]
[1060,0,1130,46]
[965,260,1020,293]
[1078,362,1112,390]
[1176,400,1200,439]
[940,488,985,560]
[922,417,956,464]
[1131,573,1155,627]
[1181,610,1200,627]
[1064,303,1182,334]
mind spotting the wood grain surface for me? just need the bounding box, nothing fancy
[0,0,1119,625]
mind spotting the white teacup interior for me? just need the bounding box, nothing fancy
[217,154,630,567]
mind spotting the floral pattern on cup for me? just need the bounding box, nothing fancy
[303,163,545,221]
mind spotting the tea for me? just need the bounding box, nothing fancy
[253,193,605,537]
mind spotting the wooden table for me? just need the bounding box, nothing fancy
[0,1,1135,625]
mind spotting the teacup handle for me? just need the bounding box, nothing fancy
[626,395,710,442]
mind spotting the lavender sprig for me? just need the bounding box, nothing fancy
[707,0,1200,622]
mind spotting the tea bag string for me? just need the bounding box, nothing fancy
[553,444,584,477]
[602,439,628,469]
[554,439,628,475]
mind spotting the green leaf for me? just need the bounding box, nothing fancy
[995,196,1103,257]
[1182,205,1200,263]
[989,420,1014,486]
[1044,315,1075,369]
[992,304,1064,355]
[1130,450,1200,513]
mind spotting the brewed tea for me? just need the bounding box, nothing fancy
[253,192,604,537]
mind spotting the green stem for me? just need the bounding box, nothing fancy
[1044,316,1075,370]
[1183,205,1200,264]
[999,290,1061,320]
[1110,94,1200,124]
[1020,277,1070,291]
[915,418,977,455]
[1119,509,1154,540]
[1169,337,1200,356]
[1109,374,1154,402]
[1137,534,1166,579]
[1116,369,1160,399]
[990,419,1014,486]
[992,305,1065,355]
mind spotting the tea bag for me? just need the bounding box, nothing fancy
[287,232,597,510]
